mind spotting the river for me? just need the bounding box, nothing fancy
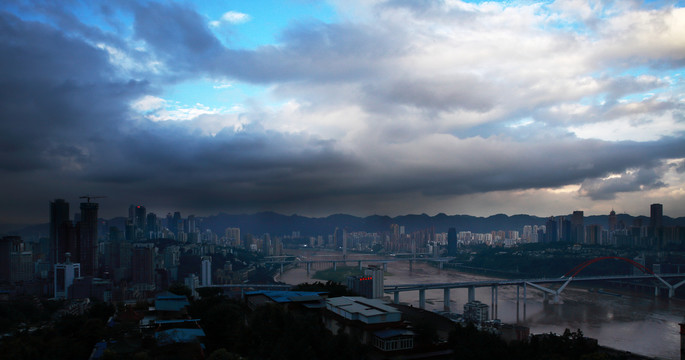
[277,252,685,359]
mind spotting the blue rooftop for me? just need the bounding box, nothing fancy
[155,328,205,346]
[156,291,188,300]
[155,298,190,312]
[244,290,326,303]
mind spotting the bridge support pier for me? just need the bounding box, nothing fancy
[333,261,337,271]
[670,287,675,298]
[523,282,527,318]
[419,289,426,309]
[516,285,520,322]
[491,286,497,319]
[495,286,498,319]
[306,262,311,275]
[383,263,387,272]
[468,286,475,302]
[394,291,399,304]
[444,288,451,312]
[280,263,284,275]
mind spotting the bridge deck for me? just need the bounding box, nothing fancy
[384,273,685,292]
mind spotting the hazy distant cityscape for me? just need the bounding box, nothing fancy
[2,199,684,298]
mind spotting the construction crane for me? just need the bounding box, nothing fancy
[79,195,106,203]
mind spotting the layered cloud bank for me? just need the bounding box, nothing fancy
[0,0,684,222]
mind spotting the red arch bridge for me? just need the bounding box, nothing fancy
[384,256,685,313]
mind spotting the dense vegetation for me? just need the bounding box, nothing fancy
[0,301,115,359]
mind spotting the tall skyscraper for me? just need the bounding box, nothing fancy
[571,210,584,244]
[650,203,663,229]
[585,225,601,245]
[49,199,70,267]
[146,212,158,239]
[201,256,212,287]
[650,203,664,246]
[173,211,183,236]
[134,205,146,239]
[545,217,558,243]
[79,201,99,276]
[225,227,240,247]
[334,227,343,249]
[132,243,155,285]
[447,228,457,256]
[0,236,13,283]
[188,215,196,234]
[608,209,617,231]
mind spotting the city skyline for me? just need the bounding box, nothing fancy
[1,1,684,224]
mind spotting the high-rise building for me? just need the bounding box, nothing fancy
[608,209,617,231]
[571,211,584,244]
[201,256,212,287]
[342,228,348,257]
[365,266,384,299]
[54,252,80,299]
[49,199,70,267]
[0,236,13,283]
[188,215,196,234]
[334,227,343,249]
[146,212,158,239]
[173,211,183,236]
[165,213,173,231]
[225,227,240,247]
[447,228,457,256]
[585,224,601,245]
[132,243,155,285]
[650,203,663,229]
[545,217,558,243]
[79,202,99,276]
[133,205,146,239]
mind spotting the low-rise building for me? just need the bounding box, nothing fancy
[324,296,407,348]
[244,290,327,311]
[464,300,489,324]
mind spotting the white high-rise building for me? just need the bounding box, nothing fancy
[54,252,80,299]
[364,266,384,299]
[201,256,212,287]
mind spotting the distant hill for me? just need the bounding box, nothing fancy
[5,212,685,240]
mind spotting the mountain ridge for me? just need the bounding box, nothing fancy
[4,212,685,240]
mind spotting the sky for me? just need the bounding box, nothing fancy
[0,0,684,224]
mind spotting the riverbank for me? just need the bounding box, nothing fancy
[278,252,685,359]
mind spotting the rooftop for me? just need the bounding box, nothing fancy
[244,290,326,304]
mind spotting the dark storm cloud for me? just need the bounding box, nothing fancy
[1,1,684,222]
[133,2,223,73]
[0,11,148,172]
[578,165,668,200]
[366,136,685,198]
[131,1,403,84]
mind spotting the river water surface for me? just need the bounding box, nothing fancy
[278,252,685,359]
